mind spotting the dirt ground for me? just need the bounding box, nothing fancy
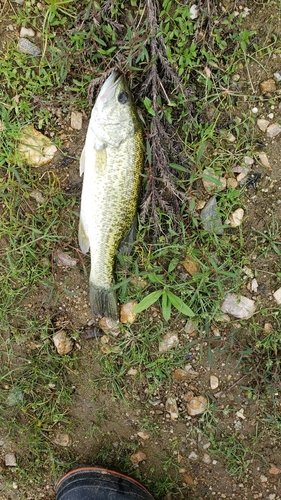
[1,1,281,499]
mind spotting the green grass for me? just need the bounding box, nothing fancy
[1,0,281,496]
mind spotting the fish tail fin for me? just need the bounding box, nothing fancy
[89,281,119,321]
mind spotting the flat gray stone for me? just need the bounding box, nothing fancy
[5,453,17,467]
[200,196,224,235]
[266,123,281,138]
[17,38,41,56]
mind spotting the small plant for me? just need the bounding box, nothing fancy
[133,286,194,321]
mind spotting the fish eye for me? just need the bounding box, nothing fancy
[118,92,128,104]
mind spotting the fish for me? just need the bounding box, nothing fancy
[78,71,143,320]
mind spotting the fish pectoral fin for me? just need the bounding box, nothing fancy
[95,148,107,174]
[89,282,119,320]
[78,219,90,254]
[79,147,86,176]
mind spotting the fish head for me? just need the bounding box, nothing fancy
[89,71,138,149]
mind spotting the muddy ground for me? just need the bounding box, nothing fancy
[1,1,281,499]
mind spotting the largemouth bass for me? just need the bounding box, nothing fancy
[78,71,143,320]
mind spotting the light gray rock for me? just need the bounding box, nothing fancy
[273,287,281,304]
[52,432,72,447]
[257,118,270,132]
[221,293,255,319]
[7,387,24,407]
[267,123,281,138]
[228,208,244,227]
[202,168,226,194]
[20,27,35,37]
[274,70,281,82]
[17,38,41,56]
[202,453,211,464]
[70,111,83,130]
[187,396,208,416]
[200,196,224,235]
[165,396,179,420]
[5,453,17,467]
[53,331,74,355]
[159,332,179,352]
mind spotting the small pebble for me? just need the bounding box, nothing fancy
[251,107,258,114]
[236,408,246,420]
[257,118,270,132]
[120,301,138,324]
[189,4,199,19]
[273,287,281,304]
[30,190,46,204]
[127,367,138,376]
[5,453,17,467]
[227,178,238,189]
[52,432,72,447]
[187,395,208,416]
[137,431,150,440]
[273,70,281,82]
[159,333,179,352]
[244,156,254,165]
[251,278,258,293]
[166,396,179,420]
[227,132,236,142]
[228,208,244,227]
[184,320,198,334]
[182,256,200,275]
[20,27,35,37]
[267,123,281,138]
[130,450,147,464]
[202,168,226,194]
[99,317,120,336]
[70,111,83,131]
[268,466,280,475]
[260,78,276,94]
[202,453,211,464]
[53,331,74,355]
[258,152,271,168]
[210,375,219,390]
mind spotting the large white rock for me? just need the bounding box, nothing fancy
[187,395,208,416]
[18,125,57,166]
[221,293,255,319]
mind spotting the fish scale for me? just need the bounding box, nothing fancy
[79,71,143,320]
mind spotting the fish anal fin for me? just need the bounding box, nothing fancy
[89,282,119,321]
[78,219,90,254]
